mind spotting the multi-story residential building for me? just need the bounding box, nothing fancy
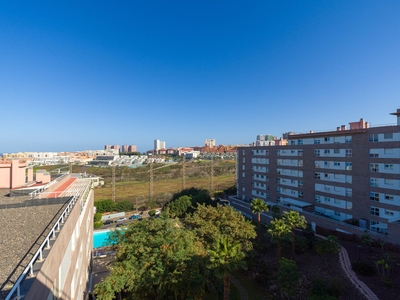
[1,172,94,300]
[205,139,216,148]
[236,109,400,245]
[154,139,166,151]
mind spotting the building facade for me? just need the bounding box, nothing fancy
[236,109,400,244]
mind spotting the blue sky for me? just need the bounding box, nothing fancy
[1,1,399,153]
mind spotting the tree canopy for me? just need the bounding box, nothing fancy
[185,204,256,252]
[94,218,216,300]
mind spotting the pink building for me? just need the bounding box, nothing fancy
[0,159,27,189]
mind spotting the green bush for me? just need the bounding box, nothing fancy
[94,221,103,229]
[115,200,134,212]
[148,209,156,217]
[295,236,309,253]
[94,212,102,222]
[351,261,376,276]
[94,199,115,213]
[309,277,344,300]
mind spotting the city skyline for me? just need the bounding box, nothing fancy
[1,1,400,153]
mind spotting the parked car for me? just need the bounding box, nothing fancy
[129,214,142,220]
[116,217,127,222]
[155,210,161,215]
[103,220,113,225]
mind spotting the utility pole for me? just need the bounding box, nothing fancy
[182,156,186,190]
[149,160,153,202]
[112,165,116,202]
[210,156,214,196]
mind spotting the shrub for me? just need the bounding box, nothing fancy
[94,212,102,222]
[278,258,300,297]
[94,221,103,229]
[351,261,376,276]
[309,277,342,300]
[115,200,134,212]
[94,199,115,213]
[148,209,156,217]
[295,236,309,253]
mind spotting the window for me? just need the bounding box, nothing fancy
[370,164,379,172]
[384,164,394,170]
[314,150,320,156]
[324,173,330,178]
[324,185,331,191]
[384,179,393,186]
[315,195,321,202]
[324,161,330,166]
[315,173,321,179]
[277,187,281,193]
[370,153,379,158]
[345,162,352,170]
[325,197,331,202]
[291,150,295,154]
[298,181,303,188]
[369,134,378,142]
[370,178,379,187]
[370,192,379,201]
[334,149,340,154]
[324,149,330,154]
[346,188,352,197]
[385,194,394,201]
[298,150,303,156]
[299,160,303,167]
[298,140,303,145]
[385,210,394,216]
[324,137,330,142]
[384,148,393,154]
[315,163,321,168]
[290,140,296,145]
[334,211,341,216]
[346,149,352,157]
[334,199,340,204]
[298,191,303,199]
[384,133,393,139]
[345,136,352,143]
[370,207,379,216]
[314,139,321,144]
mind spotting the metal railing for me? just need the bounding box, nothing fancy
[29,173,69,199]
[4,194,79,300]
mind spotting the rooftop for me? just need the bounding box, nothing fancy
[0,176,92,299]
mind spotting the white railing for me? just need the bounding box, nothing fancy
[29,173,69,199]
[4,194,79,300]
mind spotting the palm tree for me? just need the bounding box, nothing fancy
[267,218,291,260]
[250,198,269,249]
[283,210,307,260]
[208,236,246,300]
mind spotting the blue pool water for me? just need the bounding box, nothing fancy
[93,230,111,248]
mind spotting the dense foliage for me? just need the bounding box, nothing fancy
[185,204,256,252]
[94,204,256,300]
[94,218,218,300]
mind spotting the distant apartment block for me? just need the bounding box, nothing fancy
[121,145,138,153]
[154,139,166,151]
[236,109,400,245]
[205,139,216,148]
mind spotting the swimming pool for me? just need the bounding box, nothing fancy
[93,230,112,248]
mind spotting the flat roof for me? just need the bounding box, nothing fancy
[0,176,91,297]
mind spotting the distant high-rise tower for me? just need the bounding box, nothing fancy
[154,139,166,150]
[205,139,216,148]
[104,145,112,150]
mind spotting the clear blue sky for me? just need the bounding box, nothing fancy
[1,1,399,153]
